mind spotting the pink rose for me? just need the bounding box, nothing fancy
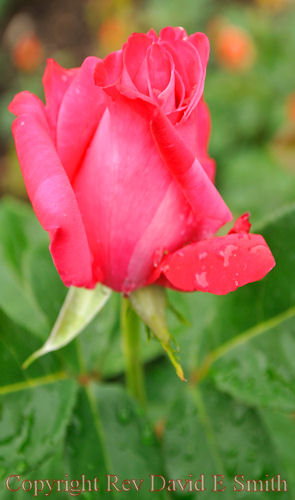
[9,27,275,293]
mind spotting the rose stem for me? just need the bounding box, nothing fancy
[121,296,146,407]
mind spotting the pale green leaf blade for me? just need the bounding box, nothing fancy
[23,284,112,368]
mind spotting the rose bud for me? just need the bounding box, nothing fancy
[9,27,275,295]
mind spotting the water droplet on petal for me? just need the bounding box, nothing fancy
[250,245,266,255]
[219,245,238,267]
[61,74,68,82]
[199,251,207,260]
[186,211,195,226]
[195,272,208,288]
[153,248,165,267]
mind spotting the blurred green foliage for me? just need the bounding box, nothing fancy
[1,0,295,498]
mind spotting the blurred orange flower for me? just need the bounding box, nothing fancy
[13,34,44,73]
[214,24,256,71]
[286,93,295,123]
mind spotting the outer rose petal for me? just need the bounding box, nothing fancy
[9,91,51,135]
[56,57,108,182]
[159,27,188,42]
[151,109,232,235]
[73,98,198,292]
[183,33,210,120]
[42,58,79,131]
[94,50,123,88]
[229,212,251,234]
[150,232,275,294]
[176,98,216,181]
[11,110,96,288]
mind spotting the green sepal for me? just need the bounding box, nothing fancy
[129,285,186,381]
[23,284,111,369]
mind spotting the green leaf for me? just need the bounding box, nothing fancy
[163,381,286,499]
[23,284,112,369]
[194,205,295,411]
[260,409,295,494]
[66,384,166,499]
[0,199,49,337]
[218,148,295,221]
[0,310,78,482]
[130,286,186,381]
[0,446,66,499]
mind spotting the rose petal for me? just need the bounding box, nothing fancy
[94,50,123,89]
[56,56,107,182]
[73,98,196,292]
[183,33,210,120]
[121,33,152,97]
[188,32,210,73]
[9,91,50,133]
[42,58,79,131]
[176,98,215,181]
[160,27,188,42]
[147,43,172,94]
[151,109,232,235]
[152,232,275,294]
[147,43,176,113]
[229,212,251,234]
[11,112,96,288]
[146,28,158,41]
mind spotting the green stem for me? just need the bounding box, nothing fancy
[121,297,146,407]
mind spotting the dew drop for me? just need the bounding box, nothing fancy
[227,448,238,459]
[184,451,194,461]
[186,211,195,226]
[71,415,82,434]
[61,74,68,82]
[250,245,266,255]
[153,248,164,268]
[16,461,27,473]
[219,245,238,267]
[199,251,207,260]
[141,424,153,445]
[117,406,131,425]
[195,271,208,288]
[20,121,25,126]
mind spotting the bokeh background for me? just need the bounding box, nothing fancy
[1,0,295,211]
[1,0,295,499]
